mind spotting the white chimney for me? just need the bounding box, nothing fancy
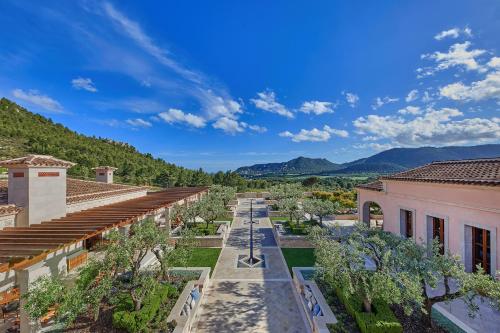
[93,166,117,184]
[0,155,75,227]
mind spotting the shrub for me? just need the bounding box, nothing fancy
[112,284,175,333]
[336,287,402,333]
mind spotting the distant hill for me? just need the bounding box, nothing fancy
[236,156,341,176]
[236,144,500,177]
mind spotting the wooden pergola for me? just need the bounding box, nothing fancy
[0,187,208,272]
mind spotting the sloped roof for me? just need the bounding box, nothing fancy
[380,158,500,186]
[0,154,76,168]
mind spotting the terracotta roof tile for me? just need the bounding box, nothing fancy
[356,180,384,192]
[0,154,75,168]
[380,158,500,186]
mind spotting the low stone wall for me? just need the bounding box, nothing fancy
[236,192,271,199]
[292,267,337,333]
[271,225,314,248]
[334,214,358,220]
[167,267,211,333]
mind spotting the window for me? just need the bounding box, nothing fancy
[472,227,491,275]
[432,217,445,255]
[404,210,413,238]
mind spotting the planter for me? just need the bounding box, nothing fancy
[167,267,211,333]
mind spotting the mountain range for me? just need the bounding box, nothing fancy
[235,144,500,177]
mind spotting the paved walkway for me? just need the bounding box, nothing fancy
[193,198,310,333]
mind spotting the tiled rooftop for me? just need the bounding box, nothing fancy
[0,154,75,168]
[381,158,500,186]
[357,158,500,190]
[0,178,147,205]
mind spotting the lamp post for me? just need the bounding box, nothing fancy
[249,199,255,264]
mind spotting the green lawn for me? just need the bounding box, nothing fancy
[214,214,234,222]
[270,216,288,222]
[281,248,316,274]
[169,247,221,275]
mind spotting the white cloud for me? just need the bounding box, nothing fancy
[371,96,399,110]
[250,91,294,118]
[12,89,64,113]
[487,57,500,70]
[353,108,500,146]
[279,125,348,143]
[101,2,243,124]
[241,123,267,133]
[299,101,335,115]
[420,42,487,77]
[212,117,245,134]
[434,27,472,41]
[439,70,500,102]
[343,91,359,107]
[126,118,152,128]
[398,106,422,115]
[354,143,394,151]
[405,89,419,102]
[158,108,206,128]
[422,91,433,103]
[103,2,202,84]
[71,77,97,92]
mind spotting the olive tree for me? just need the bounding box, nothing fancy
[310,224,423,314]
[302,198,339,225]
[269,183,303,201]
[210,185,236,206]
[311,224,500,327]
[278,197,303,225]
[198,193,226,228]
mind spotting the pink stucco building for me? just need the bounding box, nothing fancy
[357,158,500,277]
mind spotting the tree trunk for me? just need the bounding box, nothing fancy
[319,216,323,226]
[362,298,372,313]
[444,275,450,296]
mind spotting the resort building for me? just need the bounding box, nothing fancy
[357,158,500,278]
[0,155,208,332]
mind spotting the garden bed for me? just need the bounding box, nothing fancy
[273,219,319,235]
[66,270,201,333]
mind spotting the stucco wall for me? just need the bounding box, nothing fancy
[66,190,148,213]
[358,181,500,276]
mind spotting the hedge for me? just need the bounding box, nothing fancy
[336,287,402,333]
[112,284,176,333]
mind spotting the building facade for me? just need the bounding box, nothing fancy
[357,158,500,278]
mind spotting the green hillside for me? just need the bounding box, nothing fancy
[0,98,220,187]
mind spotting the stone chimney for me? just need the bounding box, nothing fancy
[93,166,117,184]
[0,154,75,227]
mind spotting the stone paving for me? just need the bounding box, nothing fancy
[193,198,310,333]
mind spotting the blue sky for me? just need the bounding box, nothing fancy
[0,1,499,172]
